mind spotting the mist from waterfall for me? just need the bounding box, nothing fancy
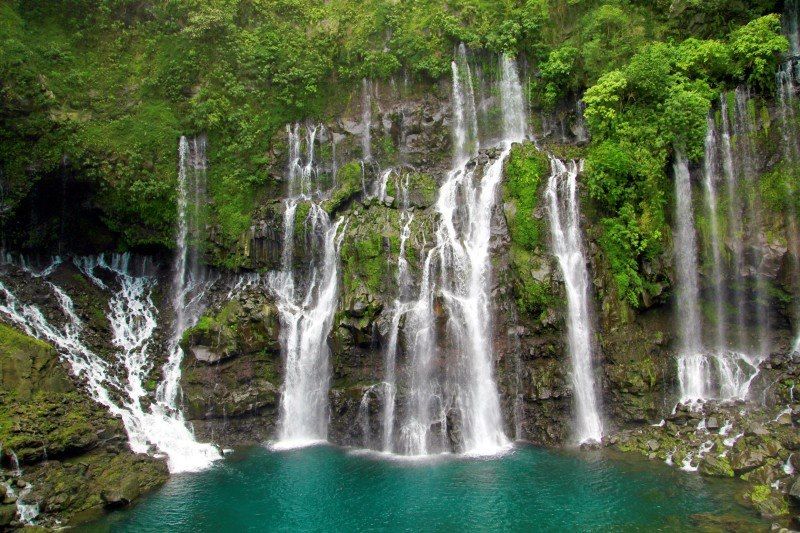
[545,158,603,443]
[270,124,345,448]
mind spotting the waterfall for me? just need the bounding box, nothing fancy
[362,79,373,161]
[734,89,771,357]
[786,0,800,59]
[702,117,761,400]
[672,103,767,404]
[270,124,345,448]
[396,52,524,456]
[673,148,709,402]
[0,253,220,473]
[778,13,800,352]
[0,136,220,472]
[545,158,603,444]
[381,173,413,452]
[719,96,748,350]
[158,136,210,411]
[702,120,727,352]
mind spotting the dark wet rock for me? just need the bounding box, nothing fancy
[0,504,16,527]
[789,477,800,501]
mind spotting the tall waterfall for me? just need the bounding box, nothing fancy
[779,4,800,352]
[270,124,345,448]
[673,103,765,404]
[395,52,524,456]
[702,120,727,352]
[381,173,414,452]
[362,79,373,161]
[545,158,603,443]
[158,136,210,411]
[673,149,709,402]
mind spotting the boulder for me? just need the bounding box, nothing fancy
[699,454,734,478]
[731,449,766,474]
[0,504,16,527]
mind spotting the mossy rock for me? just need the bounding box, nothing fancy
[323,160,363,215]
[744,484,789,518]
[26,449,168,527]
[0,325,120,464]
[182,298,280,364]
[0,323,71,400]
[699,454,735,478]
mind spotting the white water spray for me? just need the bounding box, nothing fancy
[271,125,345,448]
[545,158,603,444]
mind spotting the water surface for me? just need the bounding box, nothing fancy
[80,444,763,532]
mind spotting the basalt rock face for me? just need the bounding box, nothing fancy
[183,112,800,457]
[180,285,282,446]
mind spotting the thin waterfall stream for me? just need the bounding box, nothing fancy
[545,158,603,444]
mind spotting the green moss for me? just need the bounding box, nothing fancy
[508,245,555,320]
[0,322,51,354]
[294,201,312,233]
[747,484,789,517]
[346,231,387,293]
[504,143,549,252]
[324,161,363,215]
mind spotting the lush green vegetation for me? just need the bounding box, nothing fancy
[503,144,555,319]
[0,0,790,304]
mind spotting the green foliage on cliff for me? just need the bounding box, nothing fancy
[579,15,787,307]
[0,0,789,283]
[504,144,549,251]
[503,143,555,320]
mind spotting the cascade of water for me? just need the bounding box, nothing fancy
[1,253,219,472]
[270,125,345,448]
[702,118,727,352]
[733,89,771,358]
[720,96,748,351]
[381,174,413,452]
[778,29,800,353]
[391,51,522,456]
[158,136,212,412]
[786,0,800,60]
[455,43,479,157]
[545,158,603,443]
[671,106,763,404]
[673,149,709,402]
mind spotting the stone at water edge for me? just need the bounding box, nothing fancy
[706,417,720,431]
[731,449,766,475]
[699,454,735,478]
